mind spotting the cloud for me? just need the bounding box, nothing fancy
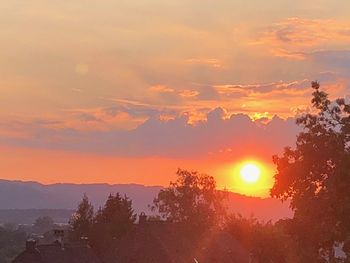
[263,18,350,46]
[76,112,103,123]
[149,85,175,93]
[185,58,223,68]
[214,79,311,100]
[196,85,221,100]
[106,98,178,119]
[0,108,301,160]
[256,18,350,60]
[107,79,321,122]
[179,89,200,98]
[3,74,345,144]
[271,49,307,60]
[310,50,350,70]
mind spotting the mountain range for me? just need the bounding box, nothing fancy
[0,179,292,223]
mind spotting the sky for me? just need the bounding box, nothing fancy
[1,0,350,196]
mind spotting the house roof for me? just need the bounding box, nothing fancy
[12,241,102,263]
[13,222,249,263]
[102,222,250,263]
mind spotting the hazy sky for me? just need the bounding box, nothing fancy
[1,0,350,196]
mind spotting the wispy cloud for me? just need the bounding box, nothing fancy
[255,18,350,60]
[149,85,175,93]
[185,58,223,68]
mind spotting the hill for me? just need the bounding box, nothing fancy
[0,179,292,223]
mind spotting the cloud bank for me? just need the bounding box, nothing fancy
[1,108,300,159]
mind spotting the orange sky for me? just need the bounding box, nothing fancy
[0,145,275,196]
[1,0,350,197]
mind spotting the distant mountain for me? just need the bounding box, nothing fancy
[0,179,292,223]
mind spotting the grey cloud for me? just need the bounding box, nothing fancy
[31,119,63,125]
[215,79,311,98]
[0,109,301,159]
[207,107,225,123]
[104,104,159,118]
[196,85,220,100]
[103,101,177,119]
[77,113,103,122]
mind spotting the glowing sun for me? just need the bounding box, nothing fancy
[240,163,261,183]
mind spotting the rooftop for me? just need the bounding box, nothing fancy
[12,240,101,263]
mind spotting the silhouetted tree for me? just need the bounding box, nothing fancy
[91,193,136,253]
[33,216,55,234]
[226,214,289,263]
[152,169,227,230]
[271,82,350,262]
[69,194,94,241]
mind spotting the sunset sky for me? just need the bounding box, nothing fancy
[1,0,350,196]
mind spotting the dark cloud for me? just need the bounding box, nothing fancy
[196,85,220,100]
[104,104,160,119]
[0,109,301,159]
[103,100,179,119]
[77,113,103,122]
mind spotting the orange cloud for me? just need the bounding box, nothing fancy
[271,49,307,60]
[255,17,350,59]
[3,76,345,142]
[185,58,223,68]
[149,85,175,93]
[179,89,200,98]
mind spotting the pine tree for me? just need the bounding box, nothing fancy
[69,194,94,241]
[90,193,136,253]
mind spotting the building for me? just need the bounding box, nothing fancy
[12,239,101,263]
[12,214,250,263]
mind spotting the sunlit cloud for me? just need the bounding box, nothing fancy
[185,58,223,68]
[179,90,200,98]
[149,85,175,93]
[255,17,350,60]
[0,109,300,161]
[270,49,307,60]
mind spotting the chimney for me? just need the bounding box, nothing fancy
[80,236,89,247]
[139,212,147,225]
[53,229,64,242]
[53,229,65,249]
[26,239,37,252]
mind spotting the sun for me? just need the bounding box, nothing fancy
[223,159,273,196]
[240,163,261,183]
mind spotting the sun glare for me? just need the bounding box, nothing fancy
[222,159,274,197]
[240,163,261,183]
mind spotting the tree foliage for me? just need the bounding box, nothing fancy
[152,169,227,229]
[33,216,55,234]
[90,193,136,253]
[226,215,290,263]
[69,194,94,241]
[271,82,350,262]
[69,193,136,255]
